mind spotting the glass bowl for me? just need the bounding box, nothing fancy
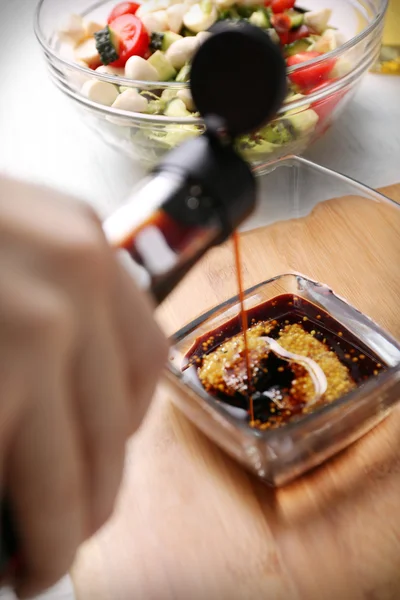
[161,156,400,486]
[35,0,387,167]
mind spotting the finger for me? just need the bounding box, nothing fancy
[7,360,85,598]
[111,258,169,431]
[74,302,131,536]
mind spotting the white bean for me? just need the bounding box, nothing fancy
[329,57,352,78]
[81,80,119,106]
[183,3,218,33]
[96,65,125,76]
[196,31,212,45]
[141,10,168,33]
[85,21,104,36]
[166,4,187,33]
[59,14,86,46]
[74,38,100,68]
[166,36,199,69]
[125,56,160,81]
[304,9,332,34]
[69,60,91,88]
[177,88,195,111]
[161,88,178,102]
[332,29,347,46]
[136,0,169,17]
[112,90,149,112]
[136,4,152,18]
[312,28,345,53]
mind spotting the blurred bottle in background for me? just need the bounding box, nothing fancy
[372,0,400,74]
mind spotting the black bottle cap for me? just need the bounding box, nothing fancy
[190,20,288,138]
[153,21,288,264]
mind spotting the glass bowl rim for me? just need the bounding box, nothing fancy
[34,0,388,123]
[166,157,400,441]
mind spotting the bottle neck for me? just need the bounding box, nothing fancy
[104,171,226,304]
[104,134,257,305]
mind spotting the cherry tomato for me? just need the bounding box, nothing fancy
[287,51,336,90]
[278,31,289,44]
[271,13,291,44]
[107,2,140,24]
[271,0,295,13]
[271,13,292,32]
[287,24,310,43]
[305,80,348,123]
[109,14,149,68]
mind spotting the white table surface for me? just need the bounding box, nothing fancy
[0,1,399,599]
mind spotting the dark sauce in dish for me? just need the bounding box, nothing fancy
[184,294,386,429]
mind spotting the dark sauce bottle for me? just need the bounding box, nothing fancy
[104,136,257,304]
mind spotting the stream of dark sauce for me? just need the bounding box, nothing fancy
[185,293,387,428]
[232,232,254,421]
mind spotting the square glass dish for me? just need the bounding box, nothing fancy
[163,156,400,487]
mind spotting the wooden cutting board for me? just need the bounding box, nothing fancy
[72,184,400,600]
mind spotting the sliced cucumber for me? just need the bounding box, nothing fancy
[161,88,177,102]
[163,31,182,50]
[236,5,256,18]
[218,8,238,20]
[176,63,191,82]
[147,51,177,81]
[146,99,165,114]
[238,139,280,159]
[287,10,304,29]
[94,26,119,66]
[259,120,295,145]
[144,125,199,148]
[164,98,191,117]
[249,8,270,29]
[218,5,259,21]
[285,38,312,56]
[180,27,197,37]
[150,31,182,52]
[200,0,214,15]
[287,109,319,134]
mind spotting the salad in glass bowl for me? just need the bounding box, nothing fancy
[36,0,387,165]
